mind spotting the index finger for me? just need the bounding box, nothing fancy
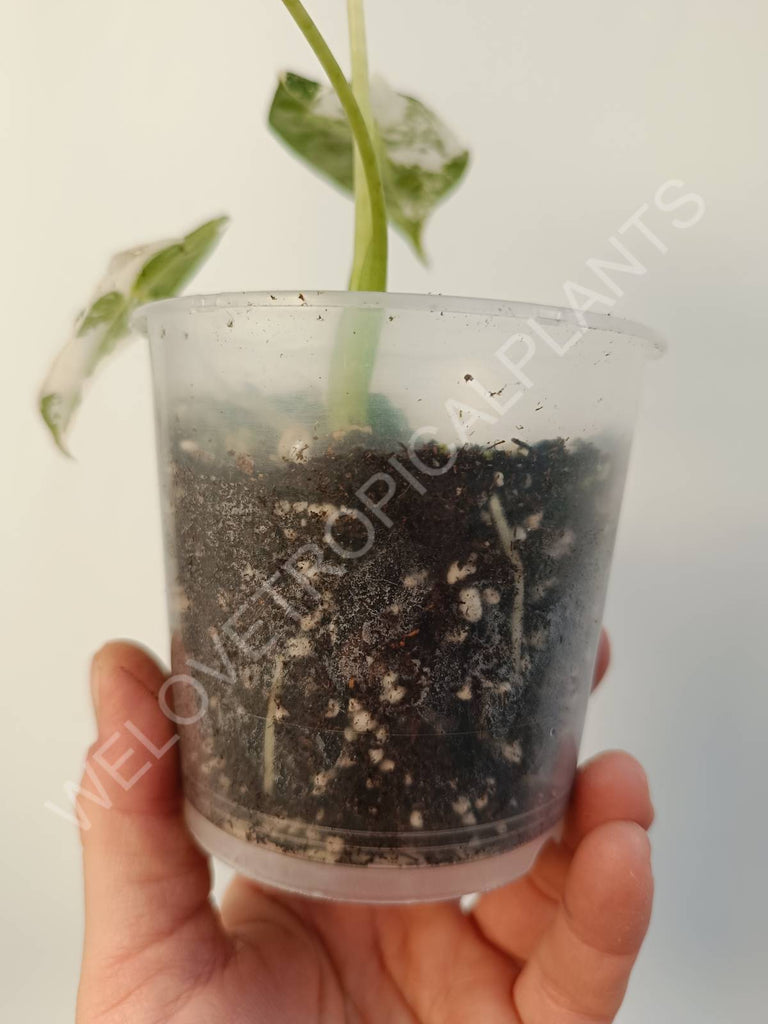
[593,629,611,691]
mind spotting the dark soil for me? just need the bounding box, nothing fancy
[168,435,612,866]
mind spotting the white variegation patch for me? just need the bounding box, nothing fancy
[39,217,228,453]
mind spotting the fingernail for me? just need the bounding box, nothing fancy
[90,652,103,717]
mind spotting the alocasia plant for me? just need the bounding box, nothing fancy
[39,0,469,451]
[269,72,469,266]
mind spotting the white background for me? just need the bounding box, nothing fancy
[2,0,766,1019]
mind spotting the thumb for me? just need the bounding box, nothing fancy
[513,821,653,1022]
[78,642,225,1006]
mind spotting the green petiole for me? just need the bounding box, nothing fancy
[281,0,387,432]
[280,0,387,293]
[346,0,381,291]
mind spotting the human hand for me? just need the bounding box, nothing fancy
[77,634,653,1023]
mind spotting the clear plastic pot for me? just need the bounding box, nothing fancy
[134,292,664,903]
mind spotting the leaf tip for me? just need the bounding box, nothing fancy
[39,394,73,458]
[404,222,429,265]
[192,214,231,242]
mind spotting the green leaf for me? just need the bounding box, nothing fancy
[39,216,228,455]
[77,290,127,336]
[132,217,230,302]
[269,72,469,264]
[270,73,355,190]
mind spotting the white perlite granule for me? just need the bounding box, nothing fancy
[502,740,523,764]
[351,711,376,733]
[447,555,477,584]
[381,671,406,704]
[452,796,472,816]
[458,587,483,622]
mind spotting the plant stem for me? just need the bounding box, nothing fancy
[281,0,388,432]
[327,304,383,431]
[347,0,378,290]
[280,0,387,291]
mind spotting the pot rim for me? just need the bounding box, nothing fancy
[132,290,667,358]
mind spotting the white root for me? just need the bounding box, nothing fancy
[508,547,525,679]
[263,656,283,796]
[488,492,513,555]
[488,494,525,678]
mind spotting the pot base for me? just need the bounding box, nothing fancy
[184,800,561,904]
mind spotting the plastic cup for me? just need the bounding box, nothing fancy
[133,292,664,903]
